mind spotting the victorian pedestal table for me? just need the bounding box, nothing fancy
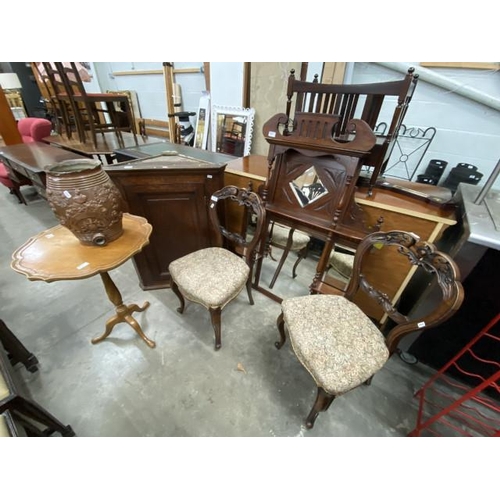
[10,213,156,348]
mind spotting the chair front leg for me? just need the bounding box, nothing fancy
[275,312,286,349]
[305,387,336,429]
[245,276,254,305]
[292,245,308,279]
[209,307,222,351]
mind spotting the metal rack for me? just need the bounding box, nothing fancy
[376,123,437,182]
[409,313,500,437]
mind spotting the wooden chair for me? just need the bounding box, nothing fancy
[169,185,266,350]
[327,245,355,281]
[31,62,66,135]
[40,62,81,140]
[284,67,419,190]
[53,62,138,148]
[275,230,464,429]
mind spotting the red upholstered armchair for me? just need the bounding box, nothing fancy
[17,117,52,143]
[0,118,52,204]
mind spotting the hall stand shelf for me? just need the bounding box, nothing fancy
[409,313,500,437]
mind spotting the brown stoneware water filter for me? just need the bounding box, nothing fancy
[45,159,124,246]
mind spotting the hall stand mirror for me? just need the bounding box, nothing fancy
[211,105,255,157]
[253,111,380,304]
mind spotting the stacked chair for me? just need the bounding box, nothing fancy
[40,62,137,148]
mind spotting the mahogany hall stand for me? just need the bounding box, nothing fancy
[10,213,156,348]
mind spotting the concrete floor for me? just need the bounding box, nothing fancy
[0,185,439,437]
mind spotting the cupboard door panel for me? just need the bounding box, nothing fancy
[130,185,209,288]
[108,163,225,290]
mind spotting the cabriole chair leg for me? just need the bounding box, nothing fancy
[305,387,336,429]
[275,312,286,349]
[209,307,222,350]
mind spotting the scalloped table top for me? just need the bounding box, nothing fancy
[11,213,152,282]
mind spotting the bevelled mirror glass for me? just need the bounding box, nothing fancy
[290,166,328,207]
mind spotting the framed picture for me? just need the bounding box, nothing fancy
[194,91,210,150]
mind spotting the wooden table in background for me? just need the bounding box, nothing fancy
[0,142,87,200]
[10,213,156,348]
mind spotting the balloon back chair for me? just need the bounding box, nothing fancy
[275,230,464,429]
[169,185,266,350]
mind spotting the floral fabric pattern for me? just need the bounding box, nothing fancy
[282,295,389,395]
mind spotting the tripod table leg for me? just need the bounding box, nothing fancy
[91,271,155,348]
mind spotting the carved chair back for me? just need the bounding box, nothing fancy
[284,68,419,184]
[208,185,266,268]
[344,230,464,355]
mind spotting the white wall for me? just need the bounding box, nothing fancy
[350,63,500,189]
[93,62,206,122]
[210,62,244,108]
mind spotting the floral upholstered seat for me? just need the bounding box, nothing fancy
[168,186,266,351]
[282,294,389,395]
[328,249,355,279]
[169,247,250,310]
[275,230,464,429]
